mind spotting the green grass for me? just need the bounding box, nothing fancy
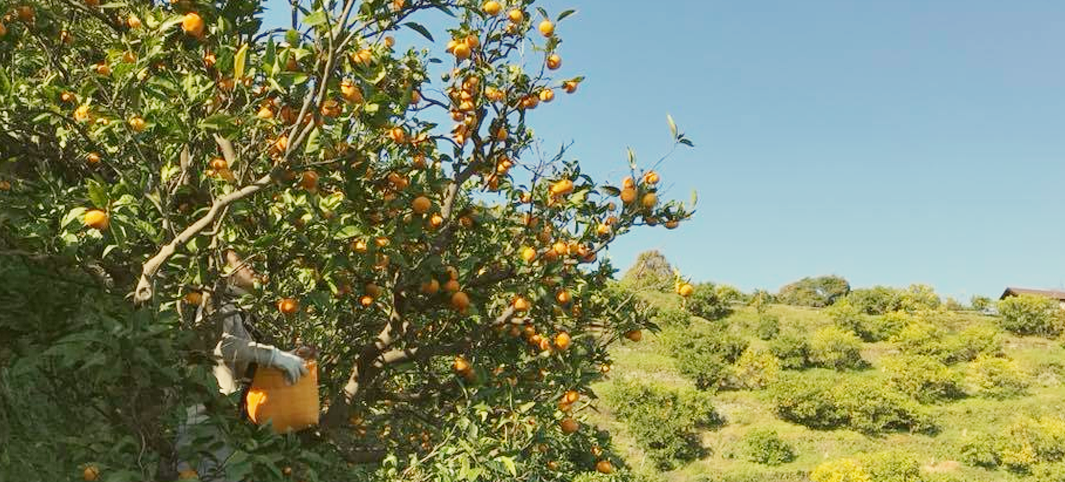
[592,302,1065,482]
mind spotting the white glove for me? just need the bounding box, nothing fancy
[268,348,308,385]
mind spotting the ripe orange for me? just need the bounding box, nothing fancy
[550,179,573,196]
[552,241,568,256]
[383,35,395,48]
[665,219,679,229]
[257,105,274,119]
[300,171,319,190]
[559,417,578,434]
[0,23,6,38]
[86,152,101,165]
[625,330,642,342]
[320,99,342,117]
[429,213,444,229]
[452,41,471,60]
[453,355,471,374]
[16,5,34,22]
[465,34,480,48]
[177,469,198,480]
[84,209,109,230]
[182,12,205,38]
[508,9,524,23]
[60,91,76,103]
[359,295,374,307]
[596,223,611,237]
[95,63,111,75]
[84,0,99,6]
[127,14,141,29]
[622,176,636,189]
[83,465,100,481]
[563,80,579,94]
[278,298,299,315]
[596,460,614,474]
[420,279,440,294]
[209,157,228,170]
[451,291,470,311]
[539,88,555,103]
[352,239,368,252]
[546,460,559,471]
[482,1,501,15]
[546,54,562,70]
[128,116,146,132]
[678,283,694,297]
[539,20,555,37]
[412,195,432,214]
[554,332,571,350]
[388,126,407,143]
[340,80,363,103]
[513,296,530,312]
[564,390,580,404]
[521,247,537,263]
[443,279,460,293]
[555,289,571,305]
[643,170,660,184]
[445,266,459,280]
[620,187,637,204]
[641,192,657,208]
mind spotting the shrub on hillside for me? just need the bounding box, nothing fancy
[846,286,904,315]
[859,450,921,482]
[661,328,748,390]
[716,284,747,306]
[602,378,721,470]
[999,416,1065,472]
[771,373,849,430]
[809,458,871,482]
[769,331,812,370]
[958,432,1001,469]
[686,283,732,320]
[756,313,781,341]
[809,326,866,370]
[947,325,1004,362]
[944,297,966,311]
[997,294,1065,337]
[864,311,911,342]
[891,321,951,362]
[742,428,796,465]
[883,355,964,403]
[898,284,942,313]
[729,348,782,390]
[967,355,1030,399]
[654,307,692,328]
[749,289,776,311]
[826,299,877,342]
[777,275,851,308]
[832,378,935,435]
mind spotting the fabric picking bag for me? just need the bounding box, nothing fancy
[245,359,319,433]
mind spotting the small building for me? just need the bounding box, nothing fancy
[999,287,1065,309]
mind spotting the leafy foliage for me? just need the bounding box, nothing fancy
[769,330,812,370]
[883,355,963,403]
[0,0,697,479]
[998,294,1065,337]
[686,282,732,321]
[661,327,748,390]
[966,355,1030,400]
[859,450,921,482]
[777,275,851,308]
[602,378,721,470]
[809,326,866,370]
[742,428,795,466]
[845,286,904,315]
[810,458,871,482]
[621,250,675,292]
[771,372,933,435]
[728,347,781,390]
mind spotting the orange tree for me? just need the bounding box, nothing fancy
[0,0,693,480]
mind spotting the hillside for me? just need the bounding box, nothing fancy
[590,295,1065,482]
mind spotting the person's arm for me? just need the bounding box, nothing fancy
[217,304,307,384]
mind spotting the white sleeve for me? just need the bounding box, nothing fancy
[217,303,278,368]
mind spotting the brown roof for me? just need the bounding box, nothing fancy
[1000,287,1065,301]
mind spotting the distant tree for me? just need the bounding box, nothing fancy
[944,297,966,311]
[777,275,851,308]
[997,294,1065,337]
[898,284,941,312]
[846,286,903,315]
[686,283,731,320]
[621,250,674,291]
[971,295,993,312]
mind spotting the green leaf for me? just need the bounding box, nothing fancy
[667,114,677,139]
[536,7,548,20]
[285,29,300,45]
[679,137,694,147]
[499,456,517,477]
[198,113,234,131]
[61,207,87,230]
[600,185,621,197]
[627,147,637,169]
[233,43,248,80]
[333,225,361,240]
[558,9,576,21]
[404,22,434,42]
[303,9,328,27]
[87,180,109,208]
[303,128,320,155]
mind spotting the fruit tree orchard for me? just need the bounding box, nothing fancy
[0,0,694,480]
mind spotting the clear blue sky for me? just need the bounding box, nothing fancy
[263,1,1065,300]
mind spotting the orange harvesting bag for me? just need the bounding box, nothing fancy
[245,360,319,433]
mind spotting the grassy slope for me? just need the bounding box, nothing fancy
[590,303,1065,482]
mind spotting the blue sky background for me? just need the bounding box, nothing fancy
[263,1,1065,301]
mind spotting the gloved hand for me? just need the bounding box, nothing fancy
[268,348,308,385]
